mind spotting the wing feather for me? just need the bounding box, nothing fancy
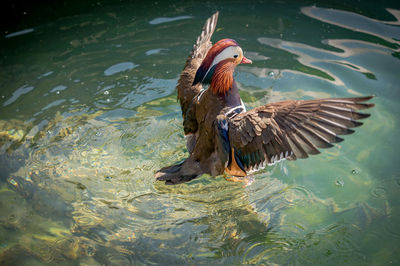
[227,96,374,174]
[177,12,219,117]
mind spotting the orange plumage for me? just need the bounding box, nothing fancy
[210,59,235,95]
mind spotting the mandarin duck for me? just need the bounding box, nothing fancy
[155,12,374,185]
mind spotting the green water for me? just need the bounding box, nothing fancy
[1,0,399,265]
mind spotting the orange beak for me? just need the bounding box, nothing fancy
[240,56,252,64]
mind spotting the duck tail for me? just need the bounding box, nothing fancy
[155,158,202,185]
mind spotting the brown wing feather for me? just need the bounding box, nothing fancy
[227,96,374,172]
[177,12,219,116]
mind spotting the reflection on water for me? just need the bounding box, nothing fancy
[5,28,35,38]
[3,85,35,107]
[1,0,400,265]
[256,37,382,87]
[149,15,193,25]
[302,6,400,45]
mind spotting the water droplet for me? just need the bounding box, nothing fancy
[152,63,156,67]
[104,90,109,95]
[56,91,60,94]
[335,179,344,187]
[106,98,110,102]
[351,169,360,175]
[268,71,275,77]
[1,95,4,99]
[8,178,18,187]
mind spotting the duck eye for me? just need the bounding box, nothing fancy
[233,54,238,58]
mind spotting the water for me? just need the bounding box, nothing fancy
[1,0,399,265]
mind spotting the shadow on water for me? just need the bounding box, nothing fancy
[0,0,400,265]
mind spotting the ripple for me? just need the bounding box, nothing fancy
[41,99,66,111]
[3,84,34,107]
[74,215,95,226]
[145,48,168,55]
[302,6,400,45]
[257,37,342,85]
[54,236,92,260]
[104,62,138,76]
[115,77,176,109]
[382,218,400,239]
[283,186,314,207]
[370,186,387,198]
[117,190,130,200]
[243,242,284,264]
[149,16,192,25]
[5,28,35,38]
[256,36,387,88]
[321,224,361,256]
[72,203,103,230]
[31,241,56,263]
[37,71,54,79]
[50,85,67,93]
[106,254,131,265]
[276,222,306,237]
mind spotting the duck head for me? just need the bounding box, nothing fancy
[193,38,252,95]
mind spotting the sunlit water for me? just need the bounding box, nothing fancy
[1,1,399,265]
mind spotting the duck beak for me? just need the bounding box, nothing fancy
[240,56,252,64]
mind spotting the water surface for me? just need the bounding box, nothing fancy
[1,0,399,265]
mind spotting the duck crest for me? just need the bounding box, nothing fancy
[193,39,238,86]
[202,39,238,70]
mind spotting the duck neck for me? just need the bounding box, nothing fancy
[210,60,234,95]
[207,61,243,108]
[220,80,242,108]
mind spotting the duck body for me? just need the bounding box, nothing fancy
[188,79,245,176]
[155,12,374,185]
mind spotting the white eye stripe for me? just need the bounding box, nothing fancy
[200,46,242,83]
[210,46,242,68]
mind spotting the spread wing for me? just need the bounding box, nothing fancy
[227,96,374,173]
[177,12,219,117]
